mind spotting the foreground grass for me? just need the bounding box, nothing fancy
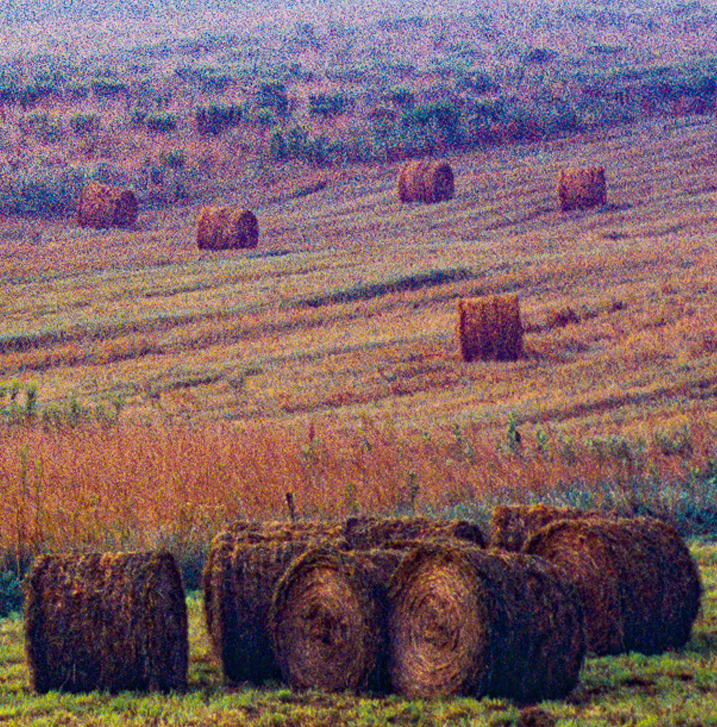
[1,545,716,726]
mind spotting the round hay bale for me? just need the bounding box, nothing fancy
[557,166,606,212]
[343,515,485,550]
[490,504,615,552]
[24,550,187,694]
[397,159,454,204]
[457,294,523,363]
[270,545,404,692]
[201,522,343,684]
[387,542,585,701]
[196,206,258,250]
[76,181,138,229]
[523,517,702,656]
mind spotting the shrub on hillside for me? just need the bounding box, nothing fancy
[145,112,177,134]
[195,103,242,135]
[69,112,101,135]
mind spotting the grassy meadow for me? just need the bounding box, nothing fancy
[2,0,717,722]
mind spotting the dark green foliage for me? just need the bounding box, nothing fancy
[0,570,22,617]
[159,149,186,170]
[195,104,242,135]
[145,113,177,133]
[256,81,289,117]
[69,112,100,135]
[308,93,348,118]
[90,78,128,98]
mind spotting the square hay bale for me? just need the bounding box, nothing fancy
[457,294,523,362]
[24,551,187,694]
[557,166,606,212]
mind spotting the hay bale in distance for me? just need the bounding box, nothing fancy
[557,166,606,212]
[201,521,342,684]
[76,181,138,228]
[24,551,187,694]
[457,294,523,362]
[387,541,585,701]
[343,515,485,550]
[397,159,454,204]
[523,517,702,656]
[490,504,614,552]
[270,545,404,692]
[196,206,259,250]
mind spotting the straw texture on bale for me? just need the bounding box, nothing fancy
[76,181,138,228]
[457,294,523,362]
[557,166,606,212]
[343,515,485,550]
[270,545,405,692]
[523,517,701,656]
[387,542,585,701]
[201,522,342,684]
[490,504,616,552]
[196,206,258,250]
[398,159,454,204]
[24,551,187,694]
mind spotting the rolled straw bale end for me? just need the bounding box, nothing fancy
[270,546,392,692]
[457,294,523,363]
[387,543,585,701]
[557,166,606,212]
[76,182,137,228]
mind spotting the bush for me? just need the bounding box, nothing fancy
[145,112,177,133]
[22,112,64,143]
[90,78,128,98]
[159,149,185,169]
[195,103,242,135]
[308,93,348,118]
[69,112,101,135]
[256,81,289,117]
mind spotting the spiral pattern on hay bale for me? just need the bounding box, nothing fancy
[557,166,606,212]
[457,294,523,362]
[201,521,342,684]
[270,545,404,692]
[24,551,187,694]
[397,159,454,204]
[387,542,586,701]
[76,181,138,228]
[196,206,258,250]
[523,517,701,656]
[343,515,485,550]
[490,504,616,552]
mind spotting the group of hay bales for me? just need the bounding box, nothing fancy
[75,182,260,252]
[21,508,700,702]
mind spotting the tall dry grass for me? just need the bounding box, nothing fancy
[2,413,716,586]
